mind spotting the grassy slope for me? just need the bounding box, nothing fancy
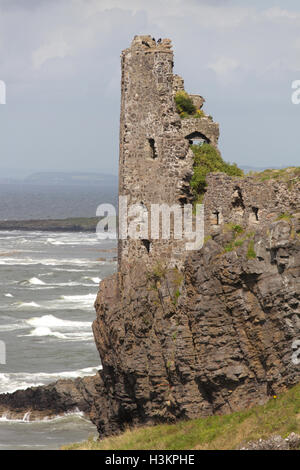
[64,383,300,450]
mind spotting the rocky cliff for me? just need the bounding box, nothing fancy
[90,209,300,436]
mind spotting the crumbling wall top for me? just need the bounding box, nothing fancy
[129,35,173,52]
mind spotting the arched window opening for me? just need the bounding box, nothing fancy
[185,131,210,146]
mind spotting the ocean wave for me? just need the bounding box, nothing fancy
[18,278,98,289]
[23,327,67,339]
[25,314,92,329]
[0,258,101,267]
[0,409,90,424]
[0,322,24,332]
[20,328,93,341]
[20,277,46,286]
[12,294,96,312]
[16,301,41,309]
[0,366,100,394]
[56,293,96,310]
[83,276,101,284]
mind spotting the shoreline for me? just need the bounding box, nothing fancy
[0,217,100,232]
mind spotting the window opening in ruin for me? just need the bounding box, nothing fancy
[148,139,158,159]
[232,187,245,210]
[185,131,209,147]
[213,210,220,225]
[141,239,151,253]
[252,207,259,221]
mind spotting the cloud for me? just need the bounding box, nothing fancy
[32,38,71,69]
[207,57,240,81]
[1,0,300,171]
[263,6,300,21]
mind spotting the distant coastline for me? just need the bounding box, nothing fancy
[0,217,100,232]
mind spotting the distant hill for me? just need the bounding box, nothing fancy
[241,165,284,174]
[24,171,117,186]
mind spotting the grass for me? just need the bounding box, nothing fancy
[64,383,300,450]
[222,224,255,256]
[276,212,293,221]
[246,240,256,259]
[252,167,300,183]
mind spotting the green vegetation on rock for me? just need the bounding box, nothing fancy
[276,212,293,221]
[253,167,300,183]
[246,240,256,259]
[190,143,243,205]
[175,91,204,119]
[64,383,300,450]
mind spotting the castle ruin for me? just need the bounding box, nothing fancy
[118,35,219,272]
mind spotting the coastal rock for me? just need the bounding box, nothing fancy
[91,216,300,436]
[0,375,100,421]
[239,433,300,450]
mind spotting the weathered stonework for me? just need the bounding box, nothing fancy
[204,172,300,233]
[118,35,219,273]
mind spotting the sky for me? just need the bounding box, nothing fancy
[0,0,300,177]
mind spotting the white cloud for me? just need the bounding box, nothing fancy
[263,7,300,22]
[32,37,71,69]
[207,57,240,80]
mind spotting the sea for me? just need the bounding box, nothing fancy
[0,184,117,450]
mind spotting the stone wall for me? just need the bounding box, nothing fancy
[204,172,300,233]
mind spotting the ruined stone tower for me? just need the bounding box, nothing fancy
[118,35,219,272]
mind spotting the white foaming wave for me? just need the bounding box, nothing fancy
[0,323,24,332]
[25,314,91,329]
[13,294,96,312]
[24,327,67,339]
[53,268,87,272]
[45,235,100,246]
[0,258,100,267]
[19,278,97,289]
[4,293,13,298]
[20,328,93,341]
[16,301,41,309]
[28,277,45,285]
[0,366,100,394]
[83,276,101,284]
[0,409,90,424]
[58,293,96,310]
[20,277,46,286]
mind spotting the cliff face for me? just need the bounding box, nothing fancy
[91,212,300,436]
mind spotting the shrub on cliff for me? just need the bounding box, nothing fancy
[190,143,243,203]
[175,91,196,116]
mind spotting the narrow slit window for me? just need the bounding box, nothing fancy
[148,139,158,159]
[213,210,220,225]
[252,207,259,221]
